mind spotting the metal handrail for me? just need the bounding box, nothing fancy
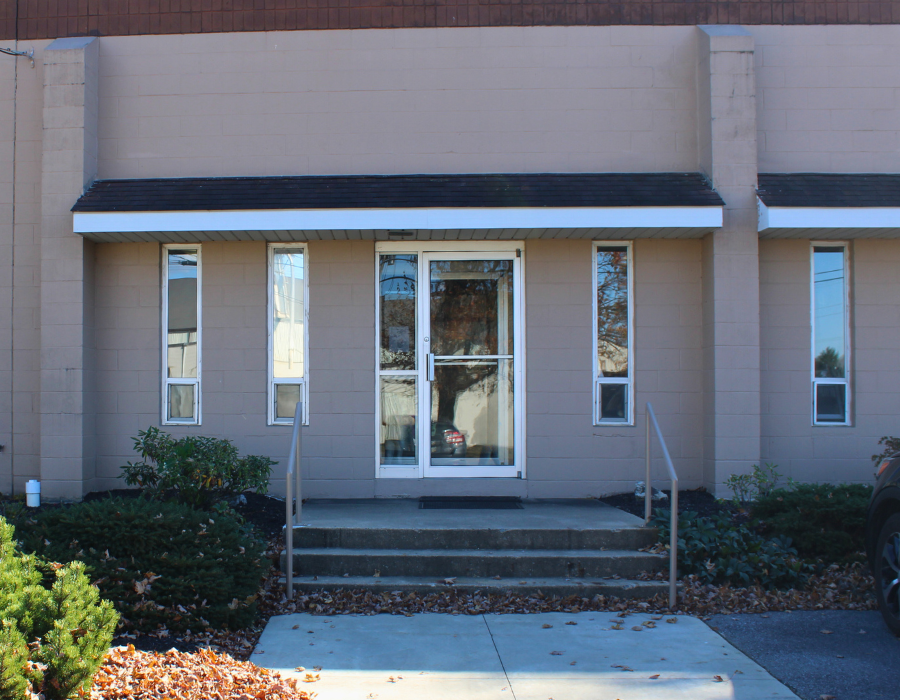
[284,402,303,599]
[644,402,679,610]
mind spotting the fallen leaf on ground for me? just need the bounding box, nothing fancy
[631,626,643,631]
[713,675,724,682]
[550,651,564,655]
[649,674,660,679]
[565,621,577,626]
[91,645,312,700]
[666,618,677,624]
[542,624,553,629]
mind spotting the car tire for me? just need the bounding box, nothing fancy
[875,512,900,636]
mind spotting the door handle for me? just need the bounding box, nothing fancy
[427,353,435,382]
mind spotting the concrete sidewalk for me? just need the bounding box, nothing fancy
[254,612,799,700]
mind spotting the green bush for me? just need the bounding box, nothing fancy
[751,483,872,562]
[0,515,118,699]
[653,509,812,589]
[18,498,268,633]
[723,462,787,507]
[872,436,900,465]
[121,427,276,508]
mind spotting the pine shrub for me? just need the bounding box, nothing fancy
[0,515,118,700]
[18,498,268,633]
[751,483,872,562]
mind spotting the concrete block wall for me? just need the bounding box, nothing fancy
[524,238,704,498]
[760,239,900,484]
[95,27,699,179]
[752,25,900,174]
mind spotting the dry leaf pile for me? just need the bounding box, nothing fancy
[91,645,313,700]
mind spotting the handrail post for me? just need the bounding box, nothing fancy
[285,453,293,601]
[645,402,679,611]
[294,415,302,526]
[669,477,678,610]
[644,408,651,524]
[284,401,303,601]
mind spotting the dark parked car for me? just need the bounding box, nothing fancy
[867,453,900,635]
[431,422,467,458]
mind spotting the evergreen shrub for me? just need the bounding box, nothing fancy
[751,483,872,562]
[19,498,268,633]
[121,427,276,508]
[0,515,118,700]
[653,509,812,589]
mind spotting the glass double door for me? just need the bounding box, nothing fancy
[378,249,522,478]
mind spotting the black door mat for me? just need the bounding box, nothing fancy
[419,497,523,510]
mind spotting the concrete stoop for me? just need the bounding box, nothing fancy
[280,499,669,599]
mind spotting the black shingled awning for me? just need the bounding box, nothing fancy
[73,173,723,212]
[757,173,900,239]
[757,173,900,208]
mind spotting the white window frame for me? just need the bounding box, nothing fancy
[161,244,202,426]
[593,241,634,426]
[810,241,851,427]
[268,243,309,426]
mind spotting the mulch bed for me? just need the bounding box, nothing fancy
[600,486,735,520]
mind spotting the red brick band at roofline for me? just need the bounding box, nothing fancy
[1,0,897,41]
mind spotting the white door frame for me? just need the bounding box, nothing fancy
[375,241,526,480]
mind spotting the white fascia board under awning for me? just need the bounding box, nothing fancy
[758,198,900,238]
[74,205,723,236]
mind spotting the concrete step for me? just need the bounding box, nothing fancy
[284,547,666,579]
[290,525,658,551]
[283,575,671,599]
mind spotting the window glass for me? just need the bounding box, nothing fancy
[273,249,305,379]
[167,250,198,379]
[813,247,845,379]
[596,247,629,378]
[380,254,417,371]
[167,384,195,421]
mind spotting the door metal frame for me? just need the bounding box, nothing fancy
[375,242,525,480]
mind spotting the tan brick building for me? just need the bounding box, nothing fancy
[0,3,898,500]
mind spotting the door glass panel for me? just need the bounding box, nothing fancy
[380,376,418,465]
[379,254,417,370]
[430,260,513,357]
[431,359,514,467]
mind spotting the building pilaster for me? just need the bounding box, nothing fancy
[39,37,98,500]
[696,25,761,495]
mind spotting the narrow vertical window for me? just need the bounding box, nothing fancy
[163,246,200,424]
[269,244,308,425]
[378,253,418,465]
[812,244,850,425]
[594,243,633,425]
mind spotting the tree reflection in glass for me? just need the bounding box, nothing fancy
[596,248,628,378]
[429,260,514,466]
[380,255,417,371]
[813,248,845,379]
